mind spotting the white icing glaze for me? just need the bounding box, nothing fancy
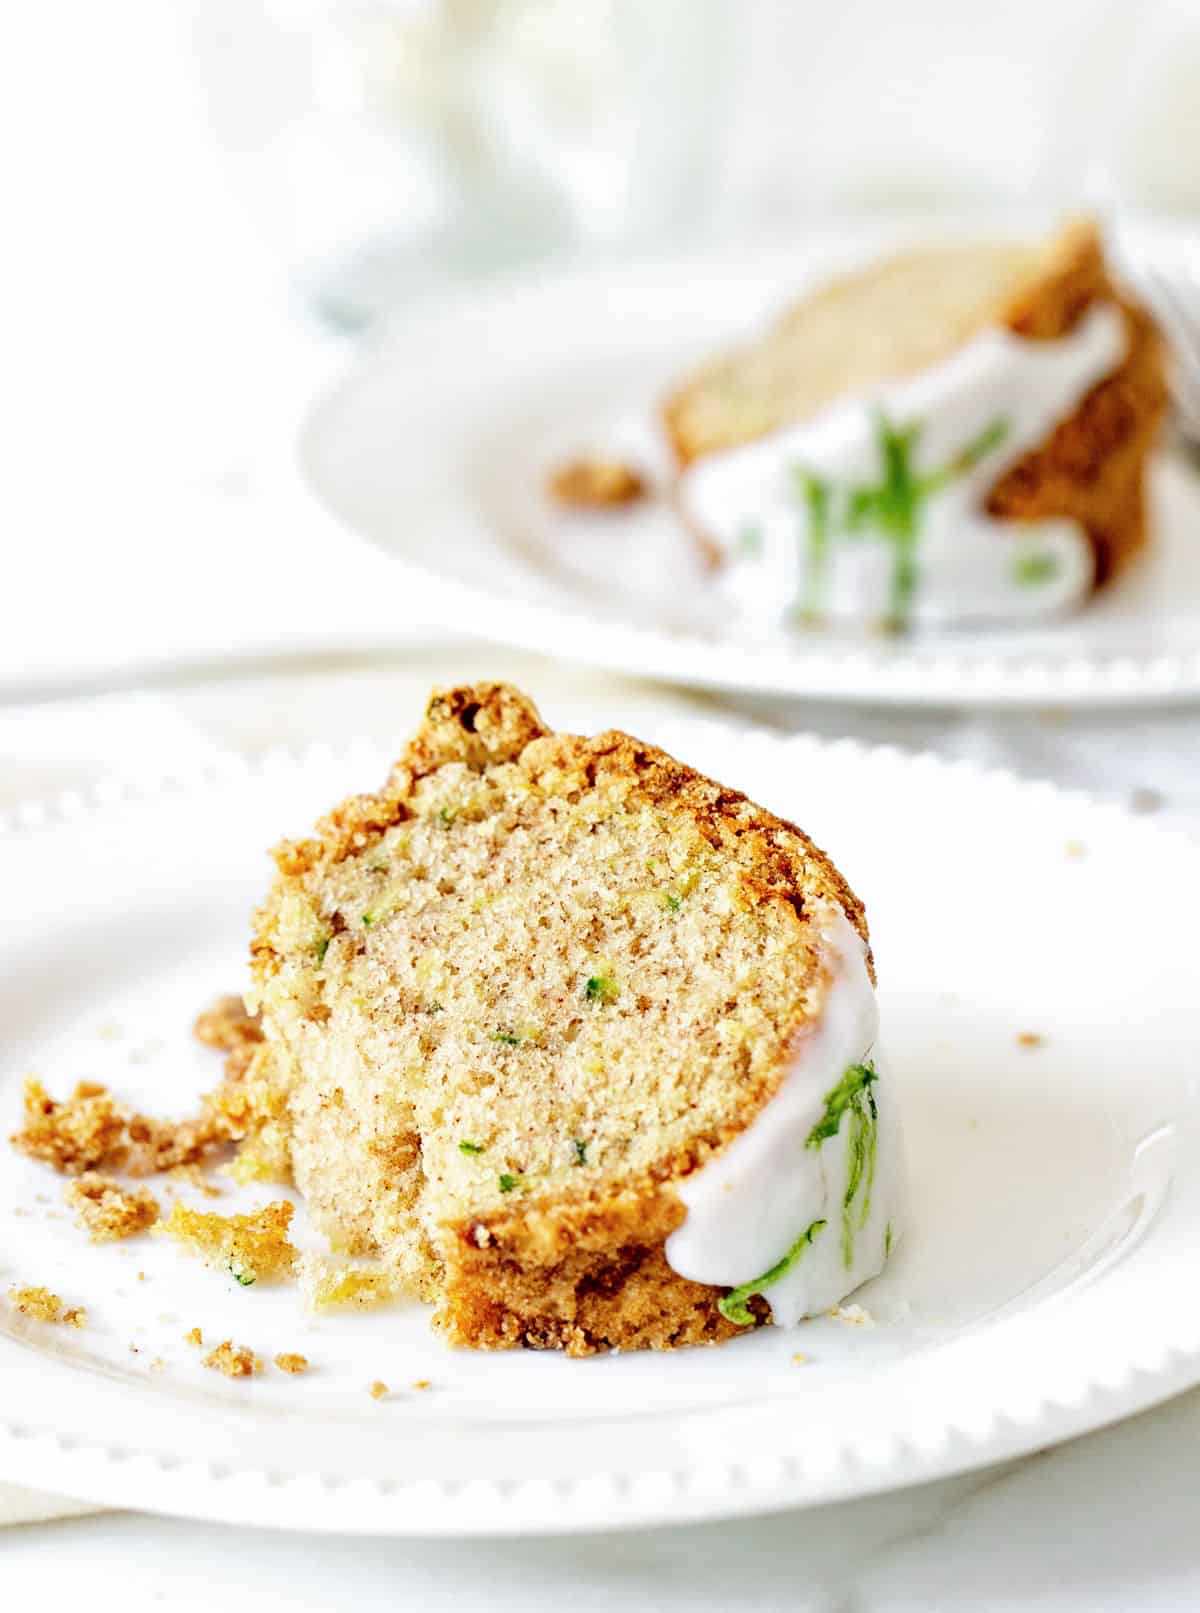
[679,302,1128,629]
[664,908,902,1328]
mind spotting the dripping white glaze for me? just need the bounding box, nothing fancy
[664,907,902,1328]
[679,302,1127,629]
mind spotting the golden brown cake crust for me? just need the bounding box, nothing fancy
[250,684,871,1354]
[983,219,1166,584]
[257,682,867,965]
[436,1181,777,1354]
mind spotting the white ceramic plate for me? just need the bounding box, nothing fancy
[3,722,1200,1536]
[303,223,1200,707]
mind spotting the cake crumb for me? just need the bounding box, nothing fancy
[184,1326,203,1347]
[368,1380,389,1400]
[1065,840,1087,859]
[1130,787,1163,816]
[150,1357,167,1372]
[7,1285,86,1327]
[203,1339,260,1378]
[65,1172,159,1242]
[829,1303,875,1329]
[123,1108,234,1177]
[193,994,262,1056]
[1017,1031,1045,1049]
[791,1352,808,1365]
[11,1078,127,1175]
[10,1074,240,1181]
[297,1252,394,1310]
[411,1378,432,1390]
[548,454,647,509]
[193,995,265,1088]
[160,1199,297,1286]
[274,1352,309,1375]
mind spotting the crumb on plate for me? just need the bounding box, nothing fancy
[184,1326,203,1347]
[8,994,291,1192]
[123,1108,234,1177]
[547,454,647,509]
[203,1339,260,1378]
[369,1380,389,1400]
[296,1252,395,1311]
[8,1285,86,1327]
[1016,1031,1045,1049]
[65,1171,159,1242]
[10,1075,239,1181]
[193,994,262,1056]
[11,1078,127,1175]
[1129,787,1164,816]
[193,993,264,1084]
[829,1303,875,1329]
[159,1199,297,1286]
[274,1352,309,1375]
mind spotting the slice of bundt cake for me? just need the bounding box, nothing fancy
[664,218,1166,630]
[247,684,900,1354]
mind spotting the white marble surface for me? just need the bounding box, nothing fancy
[3,1386,1200,1609]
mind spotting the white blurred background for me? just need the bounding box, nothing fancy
[202,0,1200,322]
[2,0,1199,696]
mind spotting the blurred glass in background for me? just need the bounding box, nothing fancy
[201,0,724,326]
[195,0,1200,329]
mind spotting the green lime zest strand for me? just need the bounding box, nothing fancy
[806,1061,877,1146]
[792,467,832,621]
[788,411,1010,631]
[717,1219,827,1327]
[807,1060,879,1269]
[1012,549,1061,587]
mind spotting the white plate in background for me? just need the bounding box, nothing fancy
[303,225,1200,706]
[2,719,1200,1533]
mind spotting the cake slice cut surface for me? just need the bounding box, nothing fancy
[248,684,901,1353]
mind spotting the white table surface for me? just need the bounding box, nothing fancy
[6,3,1200,1601]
